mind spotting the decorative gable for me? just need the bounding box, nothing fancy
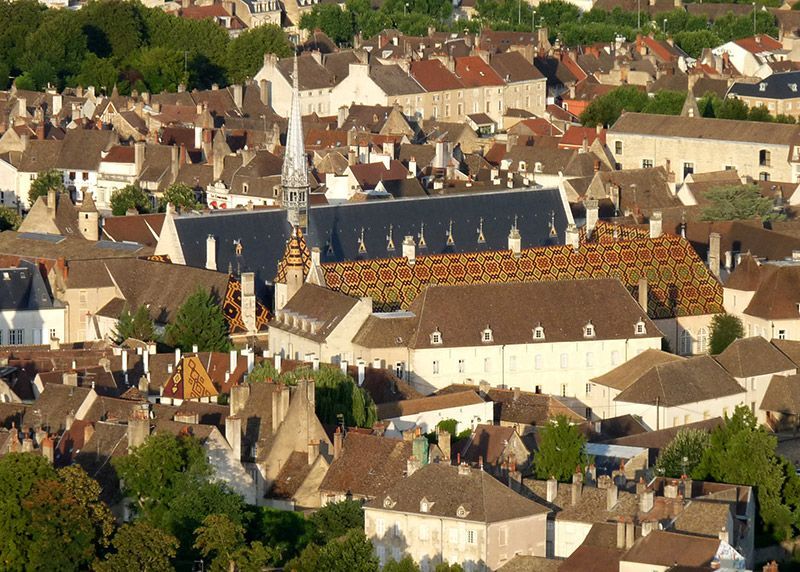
[161,355,219,401]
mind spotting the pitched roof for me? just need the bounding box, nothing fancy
[319,431,412,498]
[370,64,425,95]
[591,350,684,391]
[521,479,638,523]
[460,424,527,465]
[377,390,486,418]
[729,70,800,99]
[270,283,359,342]
[367,463,549,522]
[487,387,584,426]
[455,56,504,87]
[490,51,545,82]
[614,355,744,407]
[411,59,464,91]
[725,253,763,291]
[761,374,800,413]
[621,531,720,567]
[733,34,783,53]
[610,112,800,146]
[742,264,800,320]
[55,129,117,171]
[161,355,219,401]
[715,336,796,377]
[605,417,723,449]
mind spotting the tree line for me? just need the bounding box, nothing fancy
[0,0,293,93]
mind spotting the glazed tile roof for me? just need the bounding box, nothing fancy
[161,355,219,401]
[313,231,723,317]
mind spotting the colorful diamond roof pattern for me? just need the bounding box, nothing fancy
[223,278,270,334]
[275,228,312,284]
[162,355,219,400]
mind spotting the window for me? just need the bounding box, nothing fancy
[79,290,87,306]
[482,327,493,343]
[560,353,568,369]
[779,329,787,340]
[377,545,386,565]
[482,357,491,372]
[586,352,593,367]
[458,359,465,373]
[585,383,592,395]
[760,149,771,167]
[376,519,385,536]
[584,322,595,338]
[614,141,623,155]
[533,325,545,340]
[509,355,517,372]
[611,350,620,366]
[698,327,709,354]
[432,360,439,374]
[82,171,89,181]
[635,320,646,335]
[683,162,694,178]
[499,526,508,547]
[534,354,542,370]
[560,384,567,397]
[679,330,693,355]
[467,530,476,544]
[642,159,654,169]
[760,171,771,181]
[242,183,249,194]
[9,329,23,345]
[431,329,442,345]
[49,328,56,341]
[535,384,542,394]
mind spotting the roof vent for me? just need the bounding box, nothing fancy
[791,84,798,93]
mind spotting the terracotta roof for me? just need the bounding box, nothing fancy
[614,356,744,407]
[622,531,720,568]
[605,417,723,449]
[101,213,165,248]
[725,253,763,291]
[488,387,584,426]
[559,126,605,148]
[377,390,486,418]
[460,424,527,465]
[411,59,464,91]
[772,339,800,367]
[102,146,134,164]
[367,463,549,522]
[522,479,638,523]
[455,56,504,87]
[352,313,418,349]
[319,432,412,498]
[733,34,783,53]
[715,336,796,377]
[348,159,408,189]
[742,263,800,320]
[591,350,684,391]
[270,450,313,499]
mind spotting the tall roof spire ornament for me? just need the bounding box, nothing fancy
[282,52,309,231]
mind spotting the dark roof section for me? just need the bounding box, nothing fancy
[270,283,359,342]
[715,336,797,378]
[0,261,59,311]
[728,71,800,100]
[591,350,683,391]
[761,374,800,413]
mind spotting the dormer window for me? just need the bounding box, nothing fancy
[584,321,595,338]
[482,326,493,343]
[242,183,249,194]
[533,324,545,341]
[456,505,469,518]
[635,319,646,335]
[420,497,433,513]
[431,328,443,345]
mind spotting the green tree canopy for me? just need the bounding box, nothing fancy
[384,557,421,572]
[655,428,712,478]
[164,288,232,352]
[299,5,355,46]
[315,529,379,572]
[580,85,649,127]
[310,500,365,544]
[701,185,778,222]
[534,414,587,481]
[194,513,247,572]
[695,405,800,540]
[226,24,293,83]
[113,304,158,343]
[110,184,151,216]
[159,182,200,212]
[29,168,64,206]
[709,313,745,355]
[0,207,21,231]
[95,521,178,572]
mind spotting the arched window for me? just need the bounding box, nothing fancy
[679,330,693,356]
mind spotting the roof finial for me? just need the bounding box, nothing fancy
[477,217,485,244]
[358,227,367,254]
[418,221,427,248]
[387,224,395,251]
[446,220,455,246]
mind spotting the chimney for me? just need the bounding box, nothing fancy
[230,384,250,416]
[206,235,217,271]
[585,199,598,237]
[41,435,54,463]
[127,404,150,451]
[407,455,422,476]
[174,348,181,365]
[333,427,343,460]
[65,410,75,431]
[143,349,149,376]
[607,483,619,510]
[47,188,56,217]
[170,145,179,179]
[232,84,243,110]
[566,224,579,251]
[437,428,451,464]
[508,224,521,258]
[625,521,635,549]
[241,272,256,334]
[649,211,663,238]
[308,439,320,464]
[357,361,366,386]
[274,353,282,373]
[638,278,648,312]
[408,156,417,178]
[708,232,721,278]
[52,94,62,116]
[546,476,558,503]
[682,476,693,499]
[664,480,679,498]
[138,375,148,394]
[49,336,60,350]
[337,106,347,129]
[616,520,626,550]
[229,349,238,375]
[402,235,416,265]
[639,488,654,513]
[571,471,583,505]
[225,415,242,460]
[63,371,78,387]
[35,122,44,140]
[134,141,145,175]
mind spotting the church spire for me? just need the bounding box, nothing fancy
[282,53,309,230]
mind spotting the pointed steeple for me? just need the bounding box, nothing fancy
[282,53,309,230]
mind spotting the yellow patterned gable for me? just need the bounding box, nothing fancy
[162,355,219,400]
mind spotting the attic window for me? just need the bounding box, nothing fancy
[584,321,595,338]
[791,84,798,93]
[519,161,527,172]
[456,505,469,518]
[533,324,545,341]
[383,496,396,509]
[431,328,443,345]
[759,83,767,92]
[420,497,433,513]
[635,319,646,335]
[2,272,9,281]
[482,326,493,343]
[242,183,249,194]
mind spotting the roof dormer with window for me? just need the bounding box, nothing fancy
[431,328,443,345]
[635,319,646,336]
[533,323,545,341]
[481,325,493,343]
[583,321,595,338]
[420,497,434,513]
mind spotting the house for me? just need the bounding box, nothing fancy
[714,336,797,422]
[712,34,787,79]
[377,391,494,435]
[17,189,93,239]
[607,112,800,183]
[728,70,800,119]
[0,261,66,347]
[613,356,745,430]
[458,424,532,474]
[619,530,745,571]
[364,463,550,571]
[55,129,118,203]
[483,385,585,433]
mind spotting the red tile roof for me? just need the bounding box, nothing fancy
[734,34,783,53]
[455,56,504,87]
[559,126,606,149]
[102,146,135,164]
[411,59,464,92]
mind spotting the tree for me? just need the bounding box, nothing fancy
[113,304,158,343]
[748,104,773,122]
[284,542,322,572]
[709,313,744,355]
[434,564,464,572]
[299,4,355,46]
[130,46,188,93]
[29,168,64,206]
[110,184,151,216]
[715,96,750,120]
[534,415,587,481]
[695,405,800,540]
[226,24,293,83]
[95,521,178,572]
[20,9,87,88]
[310,500,365,544]
[159,182,200,212]
[580,85,649,127]
[164,288,232,352]
[250,506,316,563]
[0,207,21,231]
[384,557,420,572]
[701,185,778,222]
[315,529,379,572]
[641,90,687,116]
[655,428,711,478]
[194,514,246,572]
[674,30,722,59]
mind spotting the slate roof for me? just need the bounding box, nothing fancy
[614,356,744,407]
[760,374,800,413]
[591,350,684,391]
[367,463,549,522]
[715,336,796,378]
[319,432,412,499]
[170,187,570,297]
[728,71,800,99]
[0,261,59,311]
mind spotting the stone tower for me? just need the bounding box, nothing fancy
[78,192,99,241]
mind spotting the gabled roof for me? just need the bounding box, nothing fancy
[614,355,744,407]
[410,59,464,91]
[760,373,800,413]
[161,355,219,401]
[729,70,800,99]
[377,390,487,418]
[490,51,545,83]
[366,463,549,522]
[55,129,117,171]
[715,336,797,378]
[270,283,359,342]
[733,34,783,54]
[460,424,527,465]
[742,264,800,319]
[455,56,504,87]
[591,350,683,391]
[621,530,721,568]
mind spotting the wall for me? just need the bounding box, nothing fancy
[502,78,547,118]
[486,515,547,569]
[0,307,66,347]
[382,399,495,435]
[59,285,118,343]
[205,428,257,504]
[655,314,715,357]
[614,391,745,431]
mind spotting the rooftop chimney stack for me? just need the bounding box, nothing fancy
[546,476,558,503]
[206,235,217,271]
[638,278,648,313]
[403,235,416,265]
[708,232,721,278]
[649,211,663,238]
[566,224,579,251]
[225,415,242,461]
